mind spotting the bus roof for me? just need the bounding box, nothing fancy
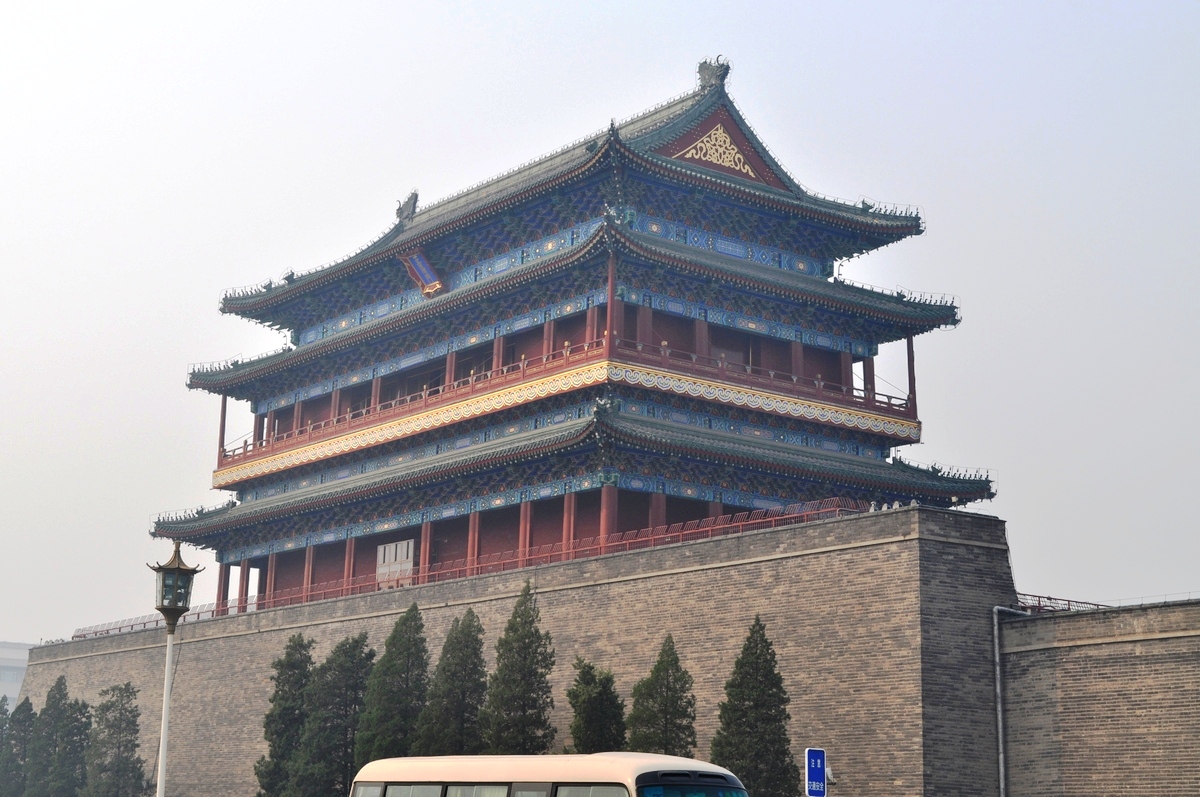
[354,753,739,787]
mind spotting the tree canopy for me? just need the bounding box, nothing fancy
[567,657,626,753]
[481,581,556,754]
[25,676,92,797]
[81,683,150,797]
[284,633,375,797]
[626,634,696,758]
[255,634,315,797]
[709,617,800,797]
[411,609,487,756]
[0,697,37,797]
[356,603,430,768]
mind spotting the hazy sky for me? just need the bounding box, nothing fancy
[2,2,1197,643]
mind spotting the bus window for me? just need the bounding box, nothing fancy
[558,786,629,797]
[354,785,383,797]
[447,785,508,797]
[513,782,552,797]
[387,787,444,797]
[637,787,745,797]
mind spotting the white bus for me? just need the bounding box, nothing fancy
[350,753,747,797]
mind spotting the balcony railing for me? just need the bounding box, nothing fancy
[220,337,611,467]
[610,338,912,418]
[219,335,913,470]
[78,498,867,639]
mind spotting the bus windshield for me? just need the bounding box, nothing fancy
[638,785,747,797]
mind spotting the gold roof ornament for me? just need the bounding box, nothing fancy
[673,123,757,179]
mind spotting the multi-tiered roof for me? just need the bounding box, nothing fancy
[156,61,990,590]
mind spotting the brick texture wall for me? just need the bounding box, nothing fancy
[23,507,1014,797]
[1001,600,1200,797]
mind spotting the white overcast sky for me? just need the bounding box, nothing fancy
[1,2,1197,643]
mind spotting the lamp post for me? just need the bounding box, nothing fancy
[149,541,202,797]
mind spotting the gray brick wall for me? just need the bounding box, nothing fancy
[24,507,1014,797]
[1001,600,1200,797]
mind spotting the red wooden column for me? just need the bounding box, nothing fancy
[840,351,854,394]
[599,485,618,551]
[291,401,302,433]
[302,545,315,602]
[708,501,723,519]
[445,350,457,389]
[215,563,231,615]
[265,553,277,608]
[264,410,276,444]
[585,306,599,348]
[791,342,805,382]
[216,394,228,466]
[237,558,250,613]
[605,253,618,351]
[906,335,918,417]
[467,512,480,575]
[342,537,356,596]
[492,334,506,374]
[863,357,876,403]
[254,413,265,445]
[518,501,532,566]
[419,521,432,583]
[649,492,667,529]
[636,305,653,346]
[329,389,341,423]
[695,319,711,359]
[370,376,382,412]
[542,319,555,361]
[561,493,577,558]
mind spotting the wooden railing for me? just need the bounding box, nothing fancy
[220,337,611,466]
[611,338,913,418]
[76,499,867,638]
[219,336,914,470]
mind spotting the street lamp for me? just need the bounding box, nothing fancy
[149,540,202,797]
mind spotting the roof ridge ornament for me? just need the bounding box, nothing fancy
[698,57,730,89]
[396,189,419,224]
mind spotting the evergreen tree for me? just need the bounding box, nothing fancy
[567,657,626,753]
[355,603,429,768]
[25,676,92,797]
[0,697,36,797]
[283,633,375,797]
[255,634,315,797]
[710,617,800,797]
[626,635,696,757]
[411,609,487,756]
[81,683,150,797]
[481,581,556,754]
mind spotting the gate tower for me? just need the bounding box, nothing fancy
[154,61,992,608]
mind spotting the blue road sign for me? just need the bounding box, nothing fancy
[804,748,827,797]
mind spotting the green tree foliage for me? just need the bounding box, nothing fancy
[355,603,429,768]
[567,657,626,753]
[710,617,800,797]
[481,581,556,754]
[626,634,696,757]
[411,609,487,755]
[284,633,375,797]
[25,676,92,797]
[255,634,315,797]
[0,697,36,797]
[81,683,150,797]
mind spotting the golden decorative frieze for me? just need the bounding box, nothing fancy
[212,363,611,488]
[212,360,919,488]
[673,124,757,179]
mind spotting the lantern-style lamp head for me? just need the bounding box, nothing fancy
[149,540,203,633]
